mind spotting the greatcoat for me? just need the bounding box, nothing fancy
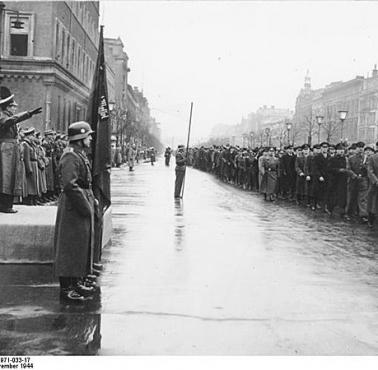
[312,153,329,202]
[295,155,306,197]
[326,155,348,212]
[262,156,279,195]
[0,109,31,195]
[23,138,39,196]
[54,145,95,278]
[367,153,378,214]
[43,139,55,192]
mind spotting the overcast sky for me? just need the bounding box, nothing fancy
[102,1,378,145]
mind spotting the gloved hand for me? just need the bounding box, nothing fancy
[29,107,42,116]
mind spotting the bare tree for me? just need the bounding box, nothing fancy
[322,106,340,143]
[323,119,339,143]
[304,115,318,146]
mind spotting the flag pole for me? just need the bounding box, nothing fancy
[181,102,193,198]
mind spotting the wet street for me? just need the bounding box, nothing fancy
[1,158,378,355]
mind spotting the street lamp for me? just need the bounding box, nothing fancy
[286,122,292,145]
[265,127,271,146]
[108,102,118,145]
[316,115,324,144]
[249,131,255,148]
[338,110,348,141]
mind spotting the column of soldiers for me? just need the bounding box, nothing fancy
[0,86,68,211]
[188,141,378,227]
[18,128,68,205]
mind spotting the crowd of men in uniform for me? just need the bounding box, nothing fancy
[0,86,104,302]
[0,86,68,213]
[15,128,68,205]
[187,141,378,227]
[112,144,157,169]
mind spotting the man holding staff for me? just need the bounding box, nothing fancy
[174,145,186,199]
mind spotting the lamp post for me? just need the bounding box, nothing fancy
[249,131,255,148]
[338,110,348,142]
[264,128,271,146]
[286,122,292,145]
[120,111,127,160]
[108,101,117,144]
[316,115,324,144]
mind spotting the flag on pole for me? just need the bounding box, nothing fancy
[86,25,112,210]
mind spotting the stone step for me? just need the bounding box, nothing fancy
[0,205,112,264]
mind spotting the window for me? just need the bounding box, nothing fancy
[66,34,70,68]
[85,55,89,82]
[71,39,75,71]
[61,29,65,65]
[5,12,34,57]
[55,22,60,60]
[63,98,67,131]
[77,48,81,77]
[75,103,80,121]
[68,101,71,126]
[57,96,61,131]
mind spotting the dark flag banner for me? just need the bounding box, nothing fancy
[86,25,111,264]
[87,25,112,209]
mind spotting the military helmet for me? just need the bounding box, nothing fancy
[67,121,94,142]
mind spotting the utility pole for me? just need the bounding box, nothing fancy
[181,102,193,199]
[0,2,5,83]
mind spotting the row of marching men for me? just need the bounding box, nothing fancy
[188,141,378,227]
[16,128,67,205]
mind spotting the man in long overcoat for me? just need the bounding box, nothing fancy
[22,128,39,205]
[0,87,41,212]
[294,146,305,204]
[42,130,56,201]
[367,143,378,227]
[311,142,329,211]
[164,147,172,166]
[347,142,368,221]
[54,121,96,302]
[128,144,136,171]
[326,143,349,217]
[281,145,296,199]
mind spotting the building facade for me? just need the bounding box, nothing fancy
[294,67,378,145]
[104,36,129,148]
[209,105,293,148]
[0,1,99,133]
[104,37,129,111]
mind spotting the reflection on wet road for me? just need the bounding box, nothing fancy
[1,159,378,354]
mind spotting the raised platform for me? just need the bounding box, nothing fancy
[0,205,112,264]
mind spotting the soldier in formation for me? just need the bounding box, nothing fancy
[188,140,378,227]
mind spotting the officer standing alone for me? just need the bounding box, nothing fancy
[174,145,186,199]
